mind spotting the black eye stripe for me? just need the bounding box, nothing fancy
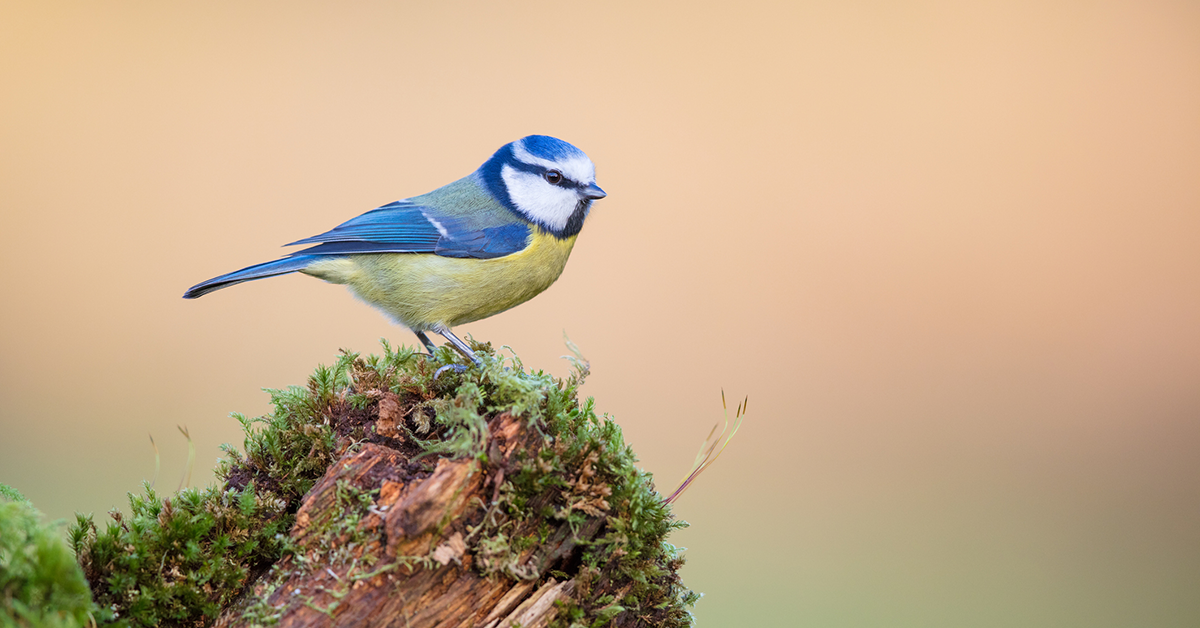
[507,158,583,189]
[541,168,579,189]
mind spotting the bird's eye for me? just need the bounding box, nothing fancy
[544,169,563,185]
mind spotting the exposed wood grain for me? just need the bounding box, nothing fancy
[215,413,602,628]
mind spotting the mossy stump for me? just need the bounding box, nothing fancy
[220,413,589,627]
[73,343,696,628]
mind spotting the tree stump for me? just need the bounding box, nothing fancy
[216,407,675,627]
[73,348,695,627]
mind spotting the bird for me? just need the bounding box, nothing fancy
[183,135,606,366]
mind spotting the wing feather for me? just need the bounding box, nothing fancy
[283,199,530,259]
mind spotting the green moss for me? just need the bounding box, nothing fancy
[70,340,696,627]
[424,345,697,627]
[0,485,93,628]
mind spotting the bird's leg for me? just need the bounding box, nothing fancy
[432,324,484,367]
[414,331,439,354]
[415,330,462,380]
[416,327,475,379]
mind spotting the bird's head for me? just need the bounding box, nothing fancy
[478,135,606,238]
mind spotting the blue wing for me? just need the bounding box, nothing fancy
[184,195,530,299]
[285,200,530,259]
[285,201,441,251]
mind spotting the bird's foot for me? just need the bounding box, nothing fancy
[433,363,469,380]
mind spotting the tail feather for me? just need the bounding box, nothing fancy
[183,255,319,298]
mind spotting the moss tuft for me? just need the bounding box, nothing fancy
[1,485,94,628]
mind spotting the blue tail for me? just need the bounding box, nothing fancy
[183,255,320,298]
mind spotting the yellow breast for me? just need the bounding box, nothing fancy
[300,230,577,330]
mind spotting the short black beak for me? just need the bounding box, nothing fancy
[582,183,607,200]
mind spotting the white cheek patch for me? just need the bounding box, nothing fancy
[512,141,596,184]
[501,164,579,231]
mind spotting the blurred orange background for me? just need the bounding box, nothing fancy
[2,2,1198,625]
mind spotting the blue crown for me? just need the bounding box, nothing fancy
[519,135,585,161]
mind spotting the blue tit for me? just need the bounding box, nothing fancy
[184,135,606,365]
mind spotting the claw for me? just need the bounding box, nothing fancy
[433,363,469,380]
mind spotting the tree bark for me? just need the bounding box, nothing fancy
[215,412,603,628]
